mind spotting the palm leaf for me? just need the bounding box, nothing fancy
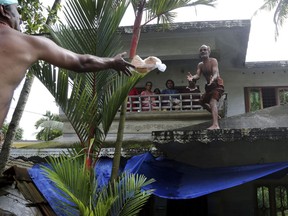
[42,150,154,216]
[254,0,288,38]
[39,120,64,130]
[32,0,132,148]
[42,150,97,215]
[108,172,155,216]
[101,72,144,134]
[142,0,216,26]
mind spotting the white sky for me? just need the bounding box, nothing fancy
[5,0,288,140]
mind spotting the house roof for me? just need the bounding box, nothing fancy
[120,20,251,67]
[245,60,288,69]
[0,166,56,216]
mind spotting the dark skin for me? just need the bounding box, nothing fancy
[187,45,221,129]
[0,4,134,128]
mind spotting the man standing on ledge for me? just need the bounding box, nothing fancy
[187,44,224,129]
[0,0,134,129]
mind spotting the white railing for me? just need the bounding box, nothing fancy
[126,93,227,114]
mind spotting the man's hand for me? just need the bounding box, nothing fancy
[187,72,194,81]
[112,52,135,76]
[207,75,213,86]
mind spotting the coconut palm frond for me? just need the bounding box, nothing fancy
[145,0,216,25]
[32,0,131,146]
[253,0,278,18]
[101,72,144,134]
[42,150,154,215]
[254,0,288,39]
[39,120,64,130]
[185,0,216,7]
[273,0,288,37]
[108,172,155,216]
[41,150,97,215]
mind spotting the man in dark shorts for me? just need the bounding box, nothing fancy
[187,44,224,129]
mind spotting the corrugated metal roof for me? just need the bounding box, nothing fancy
[1,166,57,216]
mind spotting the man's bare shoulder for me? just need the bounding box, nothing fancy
[0,27,31,46]
[209,57,218,63]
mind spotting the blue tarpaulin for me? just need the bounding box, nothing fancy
[29,153,288,215]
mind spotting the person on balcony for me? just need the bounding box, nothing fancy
[127,87,139,112]
[153,88,161,94]
[187,44,224,130]
[161,79,180,110]
[140,81,156,111]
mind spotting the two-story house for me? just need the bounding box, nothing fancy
[57,19,288,216]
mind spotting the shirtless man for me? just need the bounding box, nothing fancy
[187,44,224,129]
[0,1,134,129]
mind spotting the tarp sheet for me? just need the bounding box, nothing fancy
[29,153,288,215]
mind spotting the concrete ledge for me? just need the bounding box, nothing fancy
[153,127,288,144]
[153,127,288,168]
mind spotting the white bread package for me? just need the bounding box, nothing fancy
[131,55,167,74]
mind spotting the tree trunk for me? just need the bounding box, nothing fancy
[0,0,62,174]
[111,98,127,180]
[110,0,146,181]
[0,75,34,174]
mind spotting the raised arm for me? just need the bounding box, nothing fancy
[28,34,134,76]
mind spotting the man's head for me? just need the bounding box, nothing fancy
[199,44,211,59]
[0,0,20,31]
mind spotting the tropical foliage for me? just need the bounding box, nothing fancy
[255,0,288,38]
[42,150,154,215]
[35,111,63,141]
[30,0,153,214]
[29,0,217,213]
[1,121,23,141]
[18,0,61,34]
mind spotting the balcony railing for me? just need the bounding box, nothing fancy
[126,93,227,116]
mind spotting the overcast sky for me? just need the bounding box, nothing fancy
[6,0,288,140]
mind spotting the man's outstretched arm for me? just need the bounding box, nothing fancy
[28,35,134,76]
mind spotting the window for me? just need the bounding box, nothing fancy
[278,88,288,105]
[245,87,288,112]
[256,185,288,216]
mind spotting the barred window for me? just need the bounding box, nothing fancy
[256,185,288,216]
[245,87,288,112]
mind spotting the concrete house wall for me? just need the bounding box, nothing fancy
[59,19,288,143]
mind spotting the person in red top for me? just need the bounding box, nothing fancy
[187,44,224,129]
[127,87,139,111]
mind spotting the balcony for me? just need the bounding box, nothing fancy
[60,92,227,143]
[126,92,227,116]
[103,92,228,142]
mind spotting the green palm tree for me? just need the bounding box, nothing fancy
[30,0,154,214]
[112,0,216,180]
[43,150,154,215]
[31,0,144,162]
[255,0,288,38]
[35,111,63,141]
[31,0,217,213]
